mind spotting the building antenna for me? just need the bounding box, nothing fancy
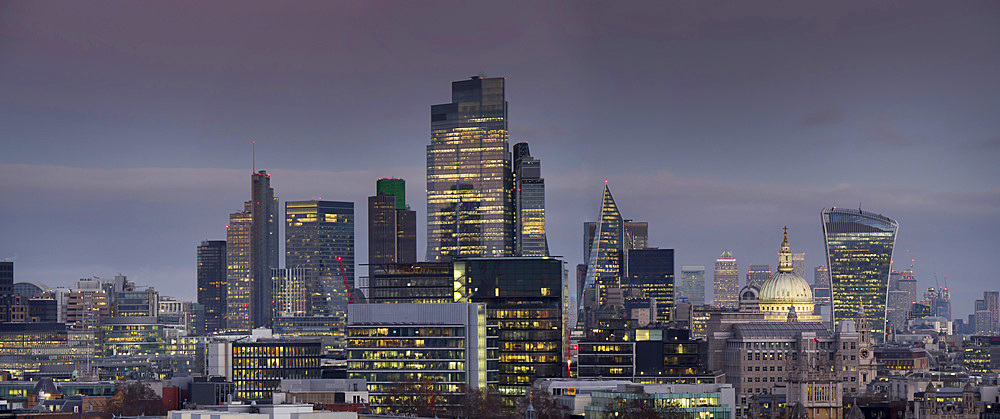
[252,141,256,173]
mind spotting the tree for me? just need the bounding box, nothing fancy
[461,386,514,419]
[519,388,570,419]
[386,376,446,417]
[102,381,167,419]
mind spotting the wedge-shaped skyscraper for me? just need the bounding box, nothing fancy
[584,184,624,308]
[822,207,898,342]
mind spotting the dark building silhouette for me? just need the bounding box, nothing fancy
[512,142,548,256]
[197,240,226,335]
[626,248,675,322]
[368,178,417,268]
[227,170,279,330]
[0,261,12,296]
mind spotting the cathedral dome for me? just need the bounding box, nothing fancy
[759,271,813,304]
[757,227,819,322]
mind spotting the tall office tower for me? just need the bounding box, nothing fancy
[368,179,417,267]
[286,200,354,317]
[0,262,11,296]
[197,241,227,334]
[583,185,625,309]
[271,267,308,318]
[225,170,279,331]
[746,264,772,289]
[678,266,706,306]
[813,265,830,287]
[822,207,898,342]
[713,250,738,308]
[896,268,917,305]
[624,221,649,251]
[626,248,674,322]
[886,290,910,332]
[226,206,253,330]
[935,287,951,319]
[791,252,805,279]
[426,76,513,261]
[512,142,548,256]
[456,257,563,402]
[984,291,1000,336]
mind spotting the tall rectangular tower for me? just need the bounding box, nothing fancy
[0,262,12,296]
[368,179,417,268]
[746,264,772,289]
[512,142,548,256]
[679,266,706,306]
[197,240,226,334]
[626,248,675,322]
[713,250,738,308]
[226,170,279,331]
[822,207,898,342]
[286,200,354,318]
[427,76,512,261]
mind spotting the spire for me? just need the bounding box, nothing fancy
[778,226,793,272]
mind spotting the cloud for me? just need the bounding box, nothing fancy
[865,122,910,145]
[801,105,846,127]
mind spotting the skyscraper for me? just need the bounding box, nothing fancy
[813,265,830,287]
[512,142,548,256]
[368,178,417,267]
[226,170,279,331]
[981,291,1000,336]
[822,207,898,342]
[285,200,353,317]
[197,240,226,335]
[791,252,805,279]
[0,261,11,296]
[713,250,738,308]
[626,248,674,322]
[584,185,624,309]
[426,76,512,261]
[746,264,772,289]
[679,266,706,306]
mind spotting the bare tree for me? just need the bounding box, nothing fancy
[102,381,167,419]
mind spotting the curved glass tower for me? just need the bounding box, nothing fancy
[822,207,898,342]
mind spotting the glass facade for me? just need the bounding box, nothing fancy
[376,178,407,210]
[679,266,706,306]
[367,262,454,304]
[626,248,675,322]
[285,200,353,322]
[584,185,624,310]
[271,267,309,318]
[513,142,548,257]
[99,318,164,356]
[426,76,513,261]
[713,250,738,308]
[197,240,226,335]
[458,258,564,401]
[822,207,898,342]
[226,205,253,331]
[232,341,322,402]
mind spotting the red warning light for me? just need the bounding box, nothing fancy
[572,344,578,350]
[337,256,342,261]
[225,225,230,229]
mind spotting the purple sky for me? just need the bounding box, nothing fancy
[1,1,998,317]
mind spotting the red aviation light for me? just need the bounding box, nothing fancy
[337,256,342,261]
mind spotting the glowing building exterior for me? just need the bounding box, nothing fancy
[226,170,279,331]
[746,265,771,289]
[713,251,738,308]
[584,185,625,310]
[512,142,548,256]
[822,207,898,342]
[426,76,513,261]
[197,240,226,335]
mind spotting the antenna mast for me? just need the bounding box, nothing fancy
[252,141,256,173]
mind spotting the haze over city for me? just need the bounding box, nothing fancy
[2,0,998,318]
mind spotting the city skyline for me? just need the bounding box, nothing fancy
[1,1,999,318]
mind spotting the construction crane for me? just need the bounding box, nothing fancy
[338,256,353,304]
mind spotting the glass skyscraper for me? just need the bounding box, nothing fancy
[713,250,738,308]
[626,248,675,322]
[426,76,513,261]
[584,185,624,309]
[512,142,548,256]
[679,265,706,306]
[822,207,898,342]
[285,200,353,317]
[197,240,226,334]
[368,178,417,268]
[226,170,279,331]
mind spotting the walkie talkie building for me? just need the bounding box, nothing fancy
[822,207,898,342]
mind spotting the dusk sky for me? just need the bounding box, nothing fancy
[1,1,998,317]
